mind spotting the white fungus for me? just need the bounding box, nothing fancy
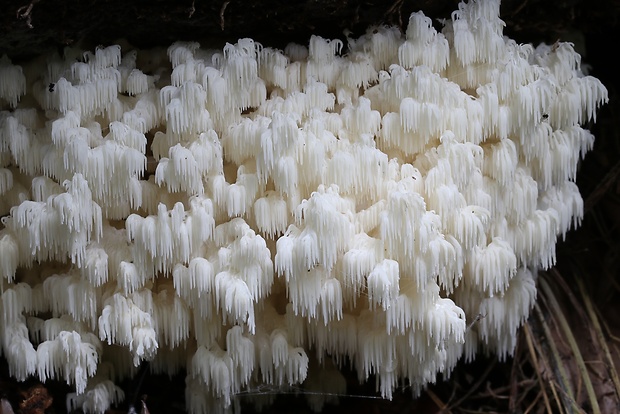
[0,0,608,412]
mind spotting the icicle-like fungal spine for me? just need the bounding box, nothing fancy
[0,0,609,412]
[0,55,27,107]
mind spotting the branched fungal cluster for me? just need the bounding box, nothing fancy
[0,0,608,412]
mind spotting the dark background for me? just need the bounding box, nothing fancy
[1,0,619,61]
[1,0,619,413]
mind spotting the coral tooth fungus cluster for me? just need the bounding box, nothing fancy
[0,0,608,412]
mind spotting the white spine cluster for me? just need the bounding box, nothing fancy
[0,0,608,413]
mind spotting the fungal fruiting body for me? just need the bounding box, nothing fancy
[0,0,608,412]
